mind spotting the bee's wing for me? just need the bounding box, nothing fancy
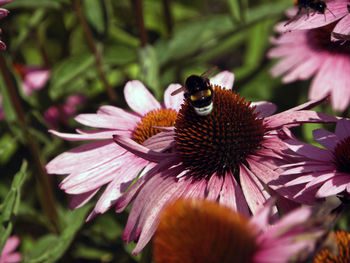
[201,66,217,79]
[171,86,185,96]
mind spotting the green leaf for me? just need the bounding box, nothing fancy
[139,45,161,99]
[0,133,19,164]
[5,0,62,9]
[0,161,28,251]
[83,0,108,38]
[25,205,92,263]
[227,0,242,23]
[0,69,16,122]
[103,44,137,66]
[49,53,95,99]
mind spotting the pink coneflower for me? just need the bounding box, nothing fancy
[153,199,321,263]
[0,0,12,50]
[46,78,187,219]
[13,64,50,96]
[113,73,338,253]
[268,21,350,112]
[44,94,87,128]
[0,236,21,263]
[283,0,348,33]
[272,118,350,200]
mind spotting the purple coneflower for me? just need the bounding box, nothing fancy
[283,0,348,33]
[153,199,321,263]
[0,236,21,263]
[272,118,350,200]
[268,21,350,112]
[46,79,186,219]
[113,72,338,253]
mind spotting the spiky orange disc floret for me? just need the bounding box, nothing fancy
[132,108,178,144]
[334,137,350,174]
[153,199,258,263]
[175,86,265,178]
[313,231,350,263]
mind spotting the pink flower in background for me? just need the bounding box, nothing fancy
[0,0,12,50]
[268,22,350,112]
[113,72,338,254]
[44,94,87,128]
[283,0,348,34]
[271,119,350,201]
[0,236,21,263]
[153,199,321,263]
[13,64,50,95]
[46,80,183,221]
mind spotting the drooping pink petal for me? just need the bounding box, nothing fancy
[239,164,270,214]
[46,140,124,175]
[69,189,99,209]
[335,118,350,141]
[333,14,350,36]
[49,129,118,141]
[89,158,148,218]
[205,174,224,201]
[315,176,349,197]
[313,128,339,151]
[252,101,277,118]
[210,71,234,90]
[74,113,137,130]
[142,130,175,152]
[124,80,161,115]
[219,171,250,216]
[113,134,176,162]
[163,83,184,111]
[283,138,333,162]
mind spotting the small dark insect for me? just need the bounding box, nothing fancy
[332,31,350,41]
[285,0,329,26]
[171,67,217,116]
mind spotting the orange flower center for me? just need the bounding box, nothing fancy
[175,86,265,178]
[132,108,178,144]
[313,231,350,263]
[153,199,258,263]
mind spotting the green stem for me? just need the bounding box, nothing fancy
[72,0,118,104]
[0,53,59,232]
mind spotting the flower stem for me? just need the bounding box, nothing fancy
[72,0,118,104]
[0,53,59,232]
[162,0,173,36]
[133,0,148,46]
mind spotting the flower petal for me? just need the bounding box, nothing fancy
[163,83,184,111]
[316,176,348,198]
[210,71,234,90]
[124,80,160,115]
[313,128,339,152]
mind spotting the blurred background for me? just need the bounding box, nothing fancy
[0,0,345,262]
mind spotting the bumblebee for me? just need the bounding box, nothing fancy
[295,0,327,14]
[285,0,329,26]
[171,67,216,116]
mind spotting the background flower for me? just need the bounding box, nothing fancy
[271,119,350,201]
[0,0,12,50]
[268,22,350,112]
[0,236,21,263]
[153,198,321,263]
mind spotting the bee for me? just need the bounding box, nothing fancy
[285,0,330,26]
[171,67,217,116]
